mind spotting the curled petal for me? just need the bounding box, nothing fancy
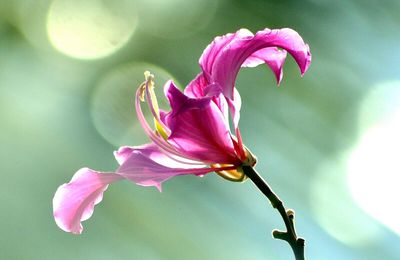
[253,28,311,76]
[164,83,239,164]
[53,168,122,234]
[200,28,254,80]
[242,47,287,84]
[202,28,311,99]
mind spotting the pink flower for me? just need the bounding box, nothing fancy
[53,28,311,234]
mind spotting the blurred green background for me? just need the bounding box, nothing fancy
[1,0,399,259]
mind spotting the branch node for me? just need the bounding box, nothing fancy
[287,209,295,219]
[242,166,306,260]
[297,238,305,246]
[272,229,289,241]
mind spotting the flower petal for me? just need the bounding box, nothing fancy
[114,146,135,165]
[199,28,253,80]
[252,28,311,76]
[227,87,242,129]
[53,168,122,234]
[185,76,229,122]
[203,28,311,99]
[116,144,222,191]
[242,47,287,84]
[164,82,240,164]
[53,144,217,234]
[184,73,209,98]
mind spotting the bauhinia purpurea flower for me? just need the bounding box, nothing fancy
[53,28,311,237]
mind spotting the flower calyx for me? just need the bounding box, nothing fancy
[213,147,257,182]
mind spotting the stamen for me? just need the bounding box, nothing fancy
[162,152,206,166]
[143,71,171,139]
[135,86,181,156]
[138,82,146,102]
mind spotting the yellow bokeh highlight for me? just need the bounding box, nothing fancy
[46,0,137,59]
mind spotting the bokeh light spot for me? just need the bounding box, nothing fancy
[47,0,137,59]
[346,81,400,236]
[312,159,381,246]
[91,63,177,147]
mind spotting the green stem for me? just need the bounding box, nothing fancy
[242,166,306,260]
